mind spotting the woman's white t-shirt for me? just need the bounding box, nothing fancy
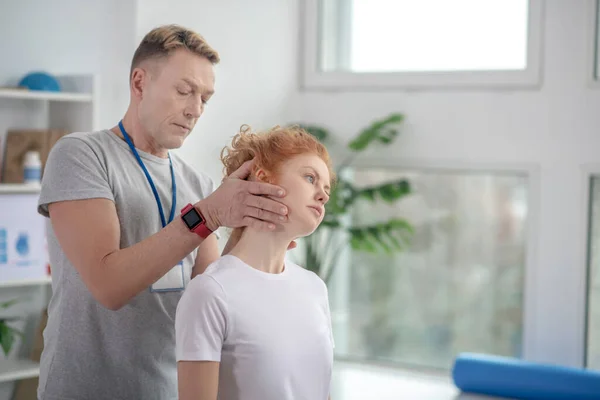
[175,254,334,400]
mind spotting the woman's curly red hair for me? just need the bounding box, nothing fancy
[220,124,335,184]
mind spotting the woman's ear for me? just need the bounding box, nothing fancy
[255,168,273,183]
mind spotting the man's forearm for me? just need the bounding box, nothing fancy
[98,211,204,310]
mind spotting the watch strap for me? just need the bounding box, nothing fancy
[181,203,213,239]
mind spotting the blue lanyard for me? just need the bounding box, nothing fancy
[119,120,176,228]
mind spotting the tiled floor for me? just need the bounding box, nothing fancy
[330,362,509,400]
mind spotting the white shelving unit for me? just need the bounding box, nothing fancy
[0,183,41,195]
[0,74,99,144]
[0,88,92,103]
[0,276,51,289]
[0,360,40,383]
[0,74,98,386]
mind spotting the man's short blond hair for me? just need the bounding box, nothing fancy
[130,24,220,78]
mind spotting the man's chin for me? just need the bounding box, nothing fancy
[164,138,186,150]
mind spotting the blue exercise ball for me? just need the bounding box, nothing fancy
[18,72,61,92]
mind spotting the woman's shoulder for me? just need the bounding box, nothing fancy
[187,255,244,291]
[186,270,225,299]
[286,261,328,292]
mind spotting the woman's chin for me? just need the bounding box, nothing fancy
[283,215,322,238]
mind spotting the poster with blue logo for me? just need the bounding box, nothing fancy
[0,192,47,282]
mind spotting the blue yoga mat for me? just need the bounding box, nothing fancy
[452,352,600,400]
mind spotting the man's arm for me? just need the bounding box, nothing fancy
[49,198,203,310]
[177,361,219,400]
[49,159,289,311]
[191,234,220,278]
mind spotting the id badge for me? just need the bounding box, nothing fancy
[150,261,185,292]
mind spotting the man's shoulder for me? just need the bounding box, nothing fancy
[52,130,114,153]
[170,152,217,191]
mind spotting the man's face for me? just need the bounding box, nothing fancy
[135,48,215,150]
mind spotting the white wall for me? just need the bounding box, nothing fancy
[136,0,301,183]
[0,0,137,129]
[0,2,136,398]
[297,0,599,368]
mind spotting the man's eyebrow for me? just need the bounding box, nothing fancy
[302,166,331,191]
[181,78,197,89]
[181,78,214,96]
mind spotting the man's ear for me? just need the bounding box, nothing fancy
[130,67,147,100]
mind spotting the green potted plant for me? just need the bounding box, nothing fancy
[297,113,414,284]
[0,298,24,356]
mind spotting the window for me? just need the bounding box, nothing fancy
[328,167,528,370]
[586,176,600,368]
[302,0,543,89]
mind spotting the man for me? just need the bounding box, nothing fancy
[36,24,290,400]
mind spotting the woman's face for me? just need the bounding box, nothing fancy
[259,153,331,238]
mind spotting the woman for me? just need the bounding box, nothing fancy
[175,125,335,400]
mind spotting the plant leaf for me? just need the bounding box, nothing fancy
[347,113,404,152]
[0,298,19,309]
[0,322,15,356]
[324,179,356,216]
[357,179,411,204]
[349,218,413,253]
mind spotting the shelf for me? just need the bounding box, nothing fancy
[0,88,92,103]
[0,359,40,383]
[0,276,51,288]
[0,184,41,194]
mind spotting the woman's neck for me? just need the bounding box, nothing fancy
[228,228,294,274]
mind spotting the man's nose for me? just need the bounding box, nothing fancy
[185,100,203,119]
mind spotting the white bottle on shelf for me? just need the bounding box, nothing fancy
[23,151,42,184]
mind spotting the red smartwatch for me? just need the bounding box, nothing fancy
[180,203,213,239]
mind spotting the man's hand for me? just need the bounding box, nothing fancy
[197,159,289,231]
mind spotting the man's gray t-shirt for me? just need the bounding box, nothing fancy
[37,129,218,400]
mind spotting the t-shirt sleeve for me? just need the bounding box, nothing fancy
[320,279,335,350]
[38,136,114,217]
[175,274,228,362]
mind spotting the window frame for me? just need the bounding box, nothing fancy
[586,0,600,88]
[582,164,600,368]
[301,0,545,91]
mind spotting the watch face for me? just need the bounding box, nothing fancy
[182,208,203,228]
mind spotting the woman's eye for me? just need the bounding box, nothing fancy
[305,174,315,184]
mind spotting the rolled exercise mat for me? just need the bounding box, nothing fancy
[452,352,600,400]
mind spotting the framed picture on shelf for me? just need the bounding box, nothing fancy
[1,129,67,184]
